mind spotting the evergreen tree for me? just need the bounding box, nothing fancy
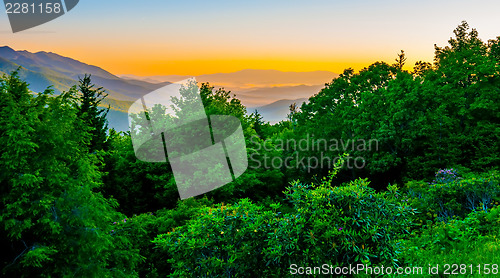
[77,74,110,152]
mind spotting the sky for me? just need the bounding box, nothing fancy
[1,0,500,76]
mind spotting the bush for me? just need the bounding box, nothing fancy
[152,170,415,277]
[405,169,500,224]
[153,198,275,277]
[268,177,415,271]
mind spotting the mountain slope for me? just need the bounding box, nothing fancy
[197,69,337,88]
[0,56,77,94]
[249,98,309,124]
[0,46,177,131]
[0,46,170,103]
[235,84,323,107]
[0,46,117,80]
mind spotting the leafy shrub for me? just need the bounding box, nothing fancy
[431,168,461,184]
[269,177,415,271]
[152,170,415,277]
[153,198,275,277]
[405,169,500,223]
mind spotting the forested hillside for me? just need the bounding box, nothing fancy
[1,22,499,277]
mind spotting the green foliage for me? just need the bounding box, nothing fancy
[0,71,142,277]
[76,74,110,152]
[399,167,500,277]
[152,165,415,277]
[113,81,284,213]
[293,21,500,183]
[108,197,213,277]
[199,83,247,122]
[405,169,500,223]
[102,133,177,214]
[274,177,414,269]
[153,199,274,277]
[401,206,500,277]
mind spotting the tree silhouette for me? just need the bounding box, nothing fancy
[394,50,407,70]
[77,74,109,152]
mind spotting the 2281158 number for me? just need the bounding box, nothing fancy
[5,2,62,14]
[443,264,498,275]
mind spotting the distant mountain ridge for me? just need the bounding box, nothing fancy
[0,46,337,128]
[0,46,116,80]
[199,69,337,88]
[0,46,170,104]
[249,98,309,124]
[118,69,337,109]
[119,69,337,89]
[0,46,175,131]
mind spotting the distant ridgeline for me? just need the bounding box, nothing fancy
[0,46,170,131]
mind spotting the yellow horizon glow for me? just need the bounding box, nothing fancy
[53,48,428,76]
[2,41,429,76]
[76,56,426,77]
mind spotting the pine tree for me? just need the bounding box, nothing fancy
[77,74,109,152]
